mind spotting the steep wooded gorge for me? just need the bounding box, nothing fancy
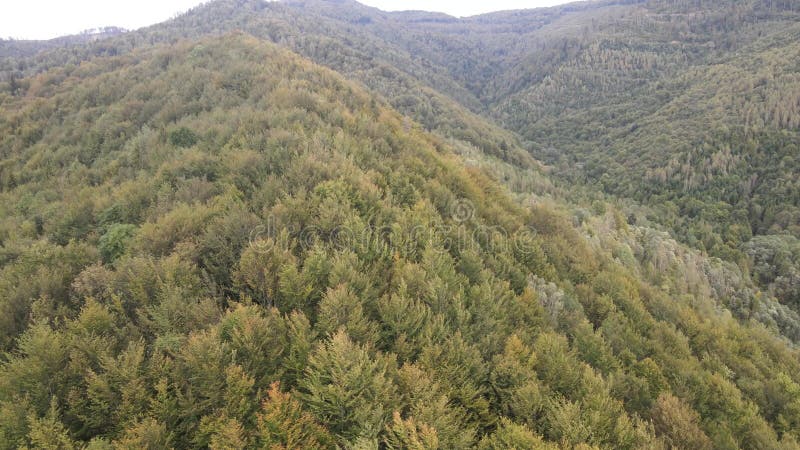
[1,0,799,448]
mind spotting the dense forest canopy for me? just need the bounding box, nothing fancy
[1,0,800,448]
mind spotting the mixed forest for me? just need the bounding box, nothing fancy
[0,0,800,448]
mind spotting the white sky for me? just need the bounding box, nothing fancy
[1,0,569,40]
[359,0,568,17]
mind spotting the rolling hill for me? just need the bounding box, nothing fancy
[1,1,800,448]
[7,0,797,305]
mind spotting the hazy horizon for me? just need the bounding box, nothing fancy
[1,0,570,40]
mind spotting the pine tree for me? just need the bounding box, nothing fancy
[24,399,78,450]
[300,331,397,444]
[477,418,557,450]
[383,411,439,450]
[257,382,334,450]
[315,284,379,346]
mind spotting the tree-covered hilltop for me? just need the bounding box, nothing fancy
[6,0,797,319]
[2,30,800,449]
[0,0,535,172]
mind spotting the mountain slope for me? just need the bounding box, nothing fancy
[122,0,800,311]
[488,1,800,260]
[6,0,797,266]
[2,31,800,449]
[0,0,534,172]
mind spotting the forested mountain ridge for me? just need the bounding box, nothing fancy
[2,31,800,450]
[4,0,797,311]
[1,1,800,449]
[488,2,800,265]
[0,0,533,170]
[0,27,127,59]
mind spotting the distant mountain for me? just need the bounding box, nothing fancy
[0,27,127,59]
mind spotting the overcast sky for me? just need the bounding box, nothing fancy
[1,0,569,40]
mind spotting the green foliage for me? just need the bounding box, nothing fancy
[477,418,558,450]
[25,399,78,450]
[650,393,712,450]
[316,284,379,346]
[300,331,397,444]
[383,411,440,450]
[98,223,137,263]
[256,382,334,449]
[113,418,172,449]
[168,127,198,148]
[745,235,800,309]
